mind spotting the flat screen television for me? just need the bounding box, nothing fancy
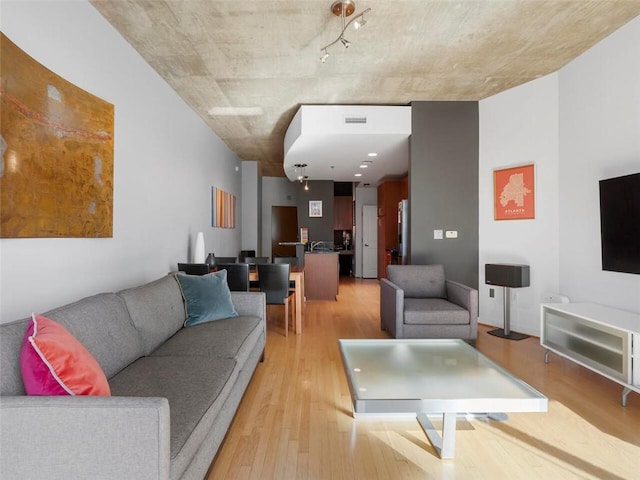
[599,172,640,274]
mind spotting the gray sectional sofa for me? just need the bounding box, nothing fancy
[0,274,266,480]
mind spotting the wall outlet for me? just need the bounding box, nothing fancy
[434,229,443,240]
[445,230,458,238]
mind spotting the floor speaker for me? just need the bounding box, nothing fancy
[485,264,530,340]
[485,264,530,288]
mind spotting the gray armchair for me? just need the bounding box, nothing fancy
[380,264,478,344]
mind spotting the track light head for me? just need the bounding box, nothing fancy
[340,36,350,48]
[354,16,366,29]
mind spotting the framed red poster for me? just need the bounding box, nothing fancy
[494,164,535,220]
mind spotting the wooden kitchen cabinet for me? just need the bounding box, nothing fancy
[304,253,339,300]
[377,178,408,278]
[333,196,353,230]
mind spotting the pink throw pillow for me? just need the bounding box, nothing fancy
[20,313,111,396]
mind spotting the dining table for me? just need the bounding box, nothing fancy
[249,265,305,334]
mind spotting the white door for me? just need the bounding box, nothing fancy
[362,205,378,278]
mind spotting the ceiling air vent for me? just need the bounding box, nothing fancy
[344,116,367,124]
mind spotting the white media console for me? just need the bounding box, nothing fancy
[540,302,640,406]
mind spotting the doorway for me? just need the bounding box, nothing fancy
[271,206,298,259]
[362,205,378,278]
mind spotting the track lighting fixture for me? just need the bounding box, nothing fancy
[293,163,311,191]
[294,163,308,183]
[320,1,370,61]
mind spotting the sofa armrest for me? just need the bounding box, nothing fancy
[446,280,479,327]
[231,291,266,320]
[380,278,404,338]
[0,396,170,480]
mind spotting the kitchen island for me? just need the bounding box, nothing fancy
[304,252,339,301]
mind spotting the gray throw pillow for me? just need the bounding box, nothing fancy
[175,270,238,327]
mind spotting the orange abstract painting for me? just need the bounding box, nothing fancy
[494,164,535,220]
[211,187,235,228]
[0,33,114,238]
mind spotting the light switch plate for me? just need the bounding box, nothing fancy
[445,230,458,239]
[434,229,443,240]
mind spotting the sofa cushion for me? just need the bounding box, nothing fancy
[109,356,237,477]
[387,264,447,298]
[43,293,144,379]
[1,319,33,395]
[20,314,110,396]
[175,271,238,327]
[151,316,262,365]
[403,298,470,325]
[118,275,186,356]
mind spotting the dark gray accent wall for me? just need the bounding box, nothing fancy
[409,101,479,288]
[297,180,334,244]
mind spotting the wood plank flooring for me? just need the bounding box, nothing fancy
[207,278,640,479]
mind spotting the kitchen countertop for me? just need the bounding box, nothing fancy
[305,250,353,255]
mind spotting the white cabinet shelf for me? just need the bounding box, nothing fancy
[541,303,640,406]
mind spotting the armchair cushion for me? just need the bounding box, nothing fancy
[404,299,470,325]
[387,264,446,298]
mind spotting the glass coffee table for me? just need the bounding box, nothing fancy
[339,339,548,459]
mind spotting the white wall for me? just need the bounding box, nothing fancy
[558,16,640,313]
[479,16,640,336]
[0,1,242,322]
[479,75,561,335]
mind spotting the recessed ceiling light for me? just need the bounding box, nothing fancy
[367,152,378,157]
[359,164,368,168]
[354,173,362,177]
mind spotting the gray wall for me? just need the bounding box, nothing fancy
[241,161,260,254]
[409,101,479,288]
[296,180,335,244]
[261,177,298,259]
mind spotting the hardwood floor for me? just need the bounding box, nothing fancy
[207,278,640,479]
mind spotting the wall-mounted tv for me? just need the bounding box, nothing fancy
[599,172,640,275]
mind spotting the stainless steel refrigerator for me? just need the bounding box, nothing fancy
[398,199,409,264]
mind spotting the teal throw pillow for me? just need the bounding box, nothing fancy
[175,270,238,327]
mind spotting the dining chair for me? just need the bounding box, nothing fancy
[177,263,210,275]
[243,256,269,265]
[214,256,237,264]
[257,263,295,336]
[239,250,256,263]
[273,256,298,289]
[216,263,249,292]
[273,256,298,266]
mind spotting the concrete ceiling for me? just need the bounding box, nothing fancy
[90,0,640,180]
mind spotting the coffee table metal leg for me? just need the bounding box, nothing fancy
[417,412,456,459]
